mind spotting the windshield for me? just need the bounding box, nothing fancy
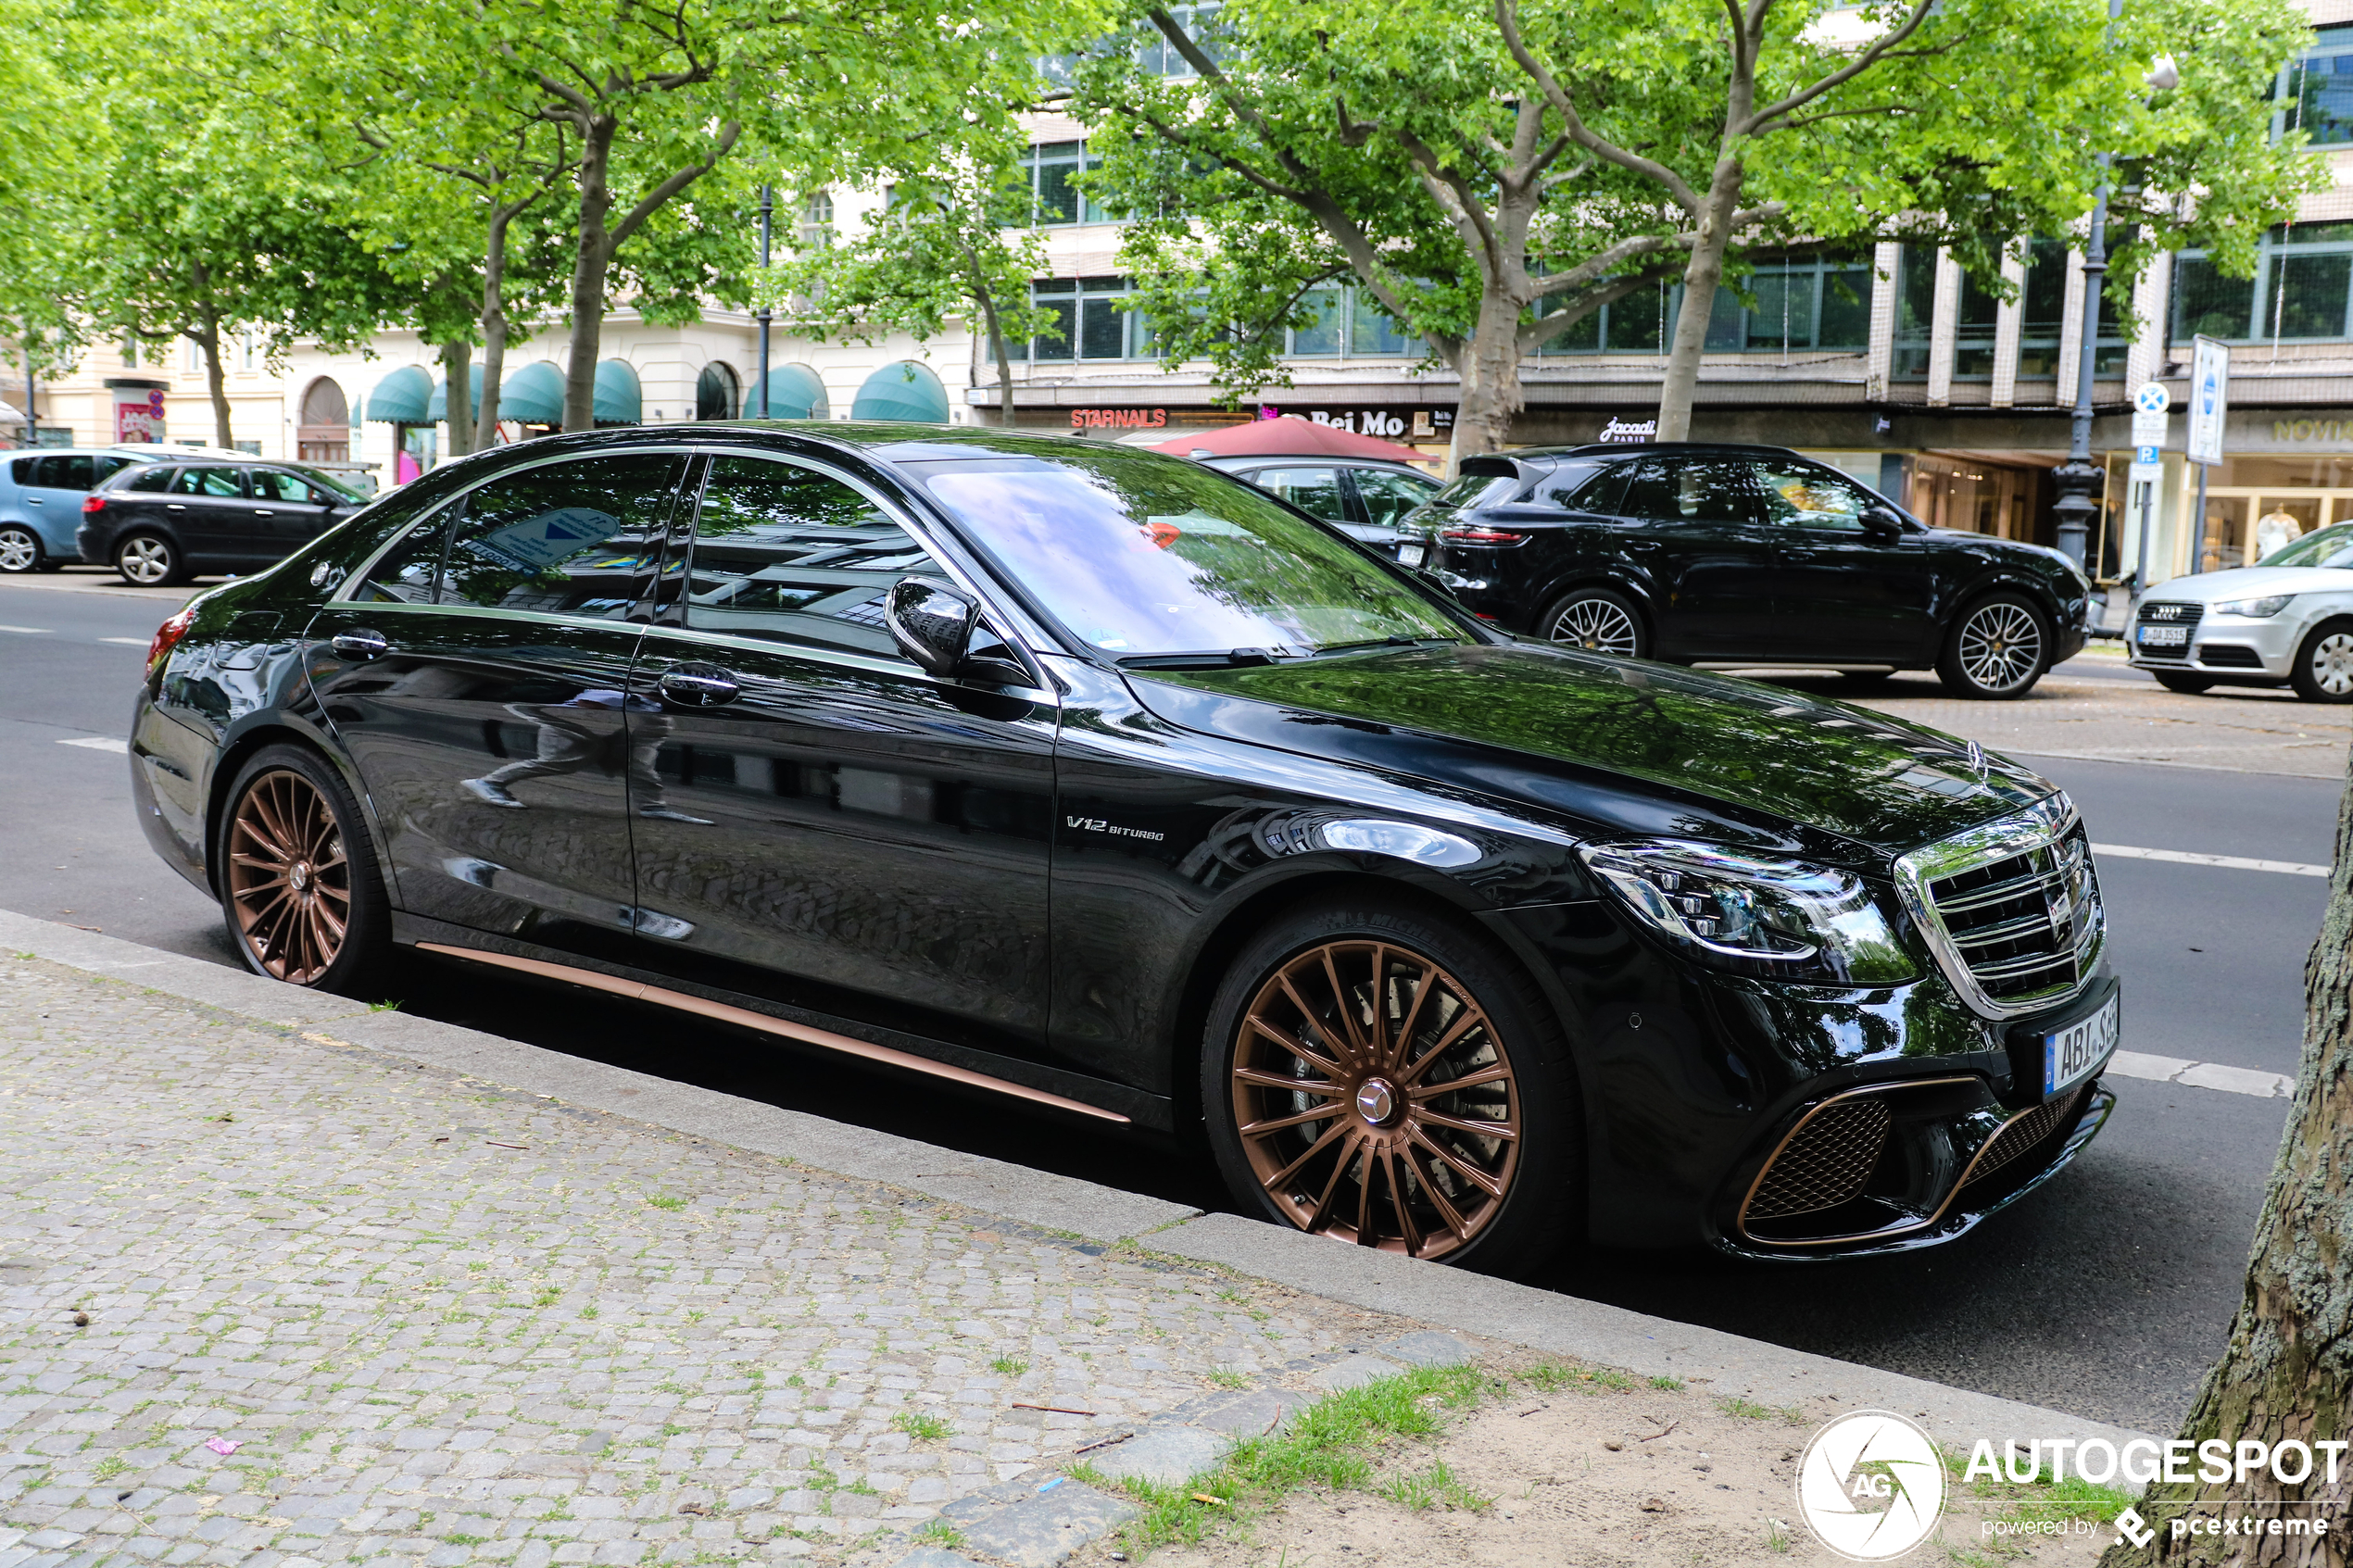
[2259,523,2353,571]
[912,448,1463,659]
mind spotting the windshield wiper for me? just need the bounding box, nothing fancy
[1306,635,1463,658]
[1117,646,1296,670]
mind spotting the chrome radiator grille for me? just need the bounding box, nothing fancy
[1896,798,2105,1018]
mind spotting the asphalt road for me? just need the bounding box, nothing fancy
[0,572,2331,1434]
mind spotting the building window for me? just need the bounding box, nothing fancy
[120,336,138,369]
[2172,222,2353,347]
[1022,142,1114,226]
[1042,3,1222,86]
[697,362,739,420]
[1952,269,2000,379]
[798,192,834,250]
[1892,244,1937,380]
[242,331,257,372]
[1277,287,1419,358]
[2015,239,2069,379]
[1029,277,1149,360]
[1534,281,1667,356]
[2277,25,2353,145]
[1705,251,1872,353]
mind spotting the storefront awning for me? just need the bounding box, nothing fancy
[850,360,949,423]
[593,359,641,426]
[499,362,566,425]
[424,365,485,423]
[755,364,829,420]
[363,364,434,425]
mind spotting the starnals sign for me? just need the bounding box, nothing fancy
[1796,1411,1947,1561]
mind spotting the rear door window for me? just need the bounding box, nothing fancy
[1250,466,1349,524]
[1616,458,1756,524]
[439,454,681,616]
[32,455,96,490]
[252,469,324,504]
[121,466,177,493]
[1353,468,1441,528]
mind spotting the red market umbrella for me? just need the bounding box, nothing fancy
[1149,414,1428,463]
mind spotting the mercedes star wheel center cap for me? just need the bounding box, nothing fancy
[290,863,312,893]
[1355,1078,1398,1125]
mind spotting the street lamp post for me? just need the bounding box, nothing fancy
[2049,158,2112,571]
[755,185,774,419]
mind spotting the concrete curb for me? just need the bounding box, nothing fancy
[0,908,2157,1464]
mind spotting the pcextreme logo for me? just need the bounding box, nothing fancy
[1795,1410,1947,1561]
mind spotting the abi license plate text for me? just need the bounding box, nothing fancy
[1397,544,1427,567]
[2045,992,2120,1097]
[2138,625,2188,647]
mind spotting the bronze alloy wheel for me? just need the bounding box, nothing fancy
[1229,938,1519,1260]
[225,768,353,984]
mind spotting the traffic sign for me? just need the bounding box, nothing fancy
[2134,383,2171,414]
[2186,336,2229,467]
[2132,408,2169,446]
[2135,445,2162,466]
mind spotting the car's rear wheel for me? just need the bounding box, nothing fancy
[1540,588,1647,659]
[219,744,393,995]
[2291,621,2353,704]
[0,525,40,574]
[1936,593,2049,699]
[1202,898,1579,1276]
[116,532,188,586]
[2152,670,2217,695]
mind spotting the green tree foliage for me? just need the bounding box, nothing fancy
[758,153,1057,427]
[1071,0,2315,467]
[0,0,93,399]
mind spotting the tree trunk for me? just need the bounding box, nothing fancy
[1655,161,1744,444]
[476,202,513,449]
[975,286,1016,428]
[562,116,620,434]
[1445,292,1528,476]
[439,338,473,458]
[189,304,233,449]
[2096,760,2353,1567]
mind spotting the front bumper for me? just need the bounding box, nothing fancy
[2127,612,2300,679]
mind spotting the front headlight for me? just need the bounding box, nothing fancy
[1578,840,1917,984]
[2211,594,2294,618]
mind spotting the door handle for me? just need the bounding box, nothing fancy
[22,496,39,505]
[658,663,741,707]
[253,508,276,518]
[330,629,390,660]
[166,503,186,510]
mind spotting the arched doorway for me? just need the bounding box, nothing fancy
[298,376,350,462]
[696,362,739,420]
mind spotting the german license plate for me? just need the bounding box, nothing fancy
[2138,625,2188,647]
[2043,992,2120,1097]
[1398,544,1427,568]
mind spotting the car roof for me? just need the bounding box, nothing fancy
[1483,441,1805,465]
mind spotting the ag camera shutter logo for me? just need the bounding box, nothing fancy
[1795,1410,1946,1560]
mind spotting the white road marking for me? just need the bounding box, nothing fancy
[2092,842,2330,878]
[55,736,128,753]
[0,625,52,634]
[2107,1049,2295,1098]
[97,636,148,646]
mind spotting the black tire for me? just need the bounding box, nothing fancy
[0,524,41,574]
[2152,670,2217,696]
[1936,592,2051,699]
[2290,620,2353,704]
[1537,587,1647,659]
[217,743,395,997]
[116,531,189,586]
[1201,896,1581,1277]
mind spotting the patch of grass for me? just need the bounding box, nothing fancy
[367,999,402,1012]
[645,1195,686,1211]
[577,1306,599,1320]
[910,1521,967,1550]
[439,1535,488,1547]
[1378,1460,1491,1513]
[1207,1370,1252,1391]
[91,1456,127,1481]
[534,1287,561,1309]
[1721,1396,1804,1424]
[1765,1519,1793,1553]
[894,1411,951,1442]
[989,1356,1028,1376]
[1089,1362,1486,1553]
[1519,1362,1636,1394]
[1648,1374,1684,1391]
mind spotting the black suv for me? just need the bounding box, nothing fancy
[80,458,369,585]
[1422,443,2092,698]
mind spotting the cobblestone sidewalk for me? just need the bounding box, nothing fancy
[0,960,1409,1568]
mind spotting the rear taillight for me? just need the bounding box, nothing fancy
[147,605,196,674]
[1438,527,1529,546]
[82,495,107,515]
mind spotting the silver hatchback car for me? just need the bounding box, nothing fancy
[2129,521,2353,701]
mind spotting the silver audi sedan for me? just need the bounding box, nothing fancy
[2129,522,2353,701]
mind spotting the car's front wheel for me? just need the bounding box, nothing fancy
[2152,670,2216,696]
[116,532,188,586]
[1937,593,2050,699]
[1540,588,1647,659]
[2291,621,2353,704]
[219,744,394,995]
[1202,897,1579,1276]
[0,524,40,574]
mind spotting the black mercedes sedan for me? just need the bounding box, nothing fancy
[126,424,2118,1274]
[1420,443,2094,698]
